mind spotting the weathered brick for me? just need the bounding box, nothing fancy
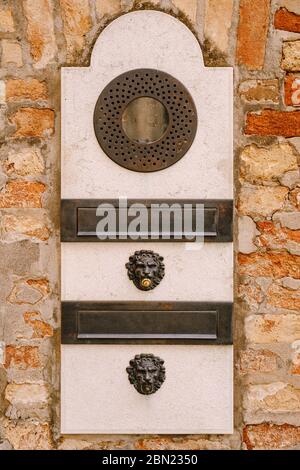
[244,383,300,424]
[0,341,5,365]
[236,0,270,70]
[266,283,300,311]
[239,252,300,279]
[0,441,12,450]
[60,0,92,61]
[0,80,5,104]
[245,110,300,137]
[291,340,300,375]
[238,186,288,217]
[23,311,53,339]
[5,383,50,420]
[172,0,198,24]
[239,79,279,104]
[4,146,45,176]
[95,0,121,19]
[3,420,53,450]
[7,278,50,305]
[256,220,300,252]
[290,188,300,208]
[285,74,300,106]
[239,349,280,374]
[273,211,300,230]
[238,216,259,254]
[204,0,233,55]
[0,9,15,32]
[135,438,230,450]
[4,345,40,369]
[243,423,300,450]
[6,79,48,102]
[23,0,57,68]
[281,277,300,290]
[280,169,300,189]
[280,0,300,15]
[238,279,265,309]
[10,108,54,138]
[245,314,300,343]
[240,143,298,183]
[58,438,128,450]
[1,40,23,67]
[282,41,300,72]
[0,181,46,208]
[138,0,161,5]
[0,212,50,243]
[275,8,300,33]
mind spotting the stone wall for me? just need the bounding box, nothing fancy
[0,0,299,450]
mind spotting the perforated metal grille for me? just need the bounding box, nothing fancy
[93,69,197,173]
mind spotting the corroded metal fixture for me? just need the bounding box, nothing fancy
[94,69,197,172]
[126,250,165,291]
[126,354,166,395]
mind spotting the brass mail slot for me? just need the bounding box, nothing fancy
[62,302,233,345]
[61,199,233,242]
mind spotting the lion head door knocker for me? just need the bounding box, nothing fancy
[126,250,165,291]
[126,354,166,395]
[93,69,197,173]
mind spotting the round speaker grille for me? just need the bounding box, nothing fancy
[93,69,197,173]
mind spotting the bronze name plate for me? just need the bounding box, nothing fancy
[61,199,233,242]
[61,301,233,345]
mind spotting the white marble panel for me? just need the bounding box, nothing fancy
[61,11,234,436]
[61,242,233,302]
[61,11,233,200]
[61,344,233,434]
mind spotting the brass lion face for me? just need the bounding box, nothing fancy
[126,250,165,291]
[126,354,166,395]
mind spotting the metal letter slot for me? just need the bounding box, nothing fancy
[61,302,233,345]
[61,199,233,243]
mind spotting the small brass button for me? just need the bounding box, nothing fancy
[141,278,152,289]
[126,250,165,291]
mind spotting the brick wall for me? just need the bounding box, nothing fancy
[0,0,299,451]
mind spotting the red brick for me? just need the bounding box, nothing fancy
[291,363,300,375]
[245,110,300,137]
[4,421,54,450]
[274,8,300,33]
[6,79,48,102]
[60,0,92,61]
[0,181,46,208]
[239,349,280,374]
[243,423,300,450]
[238,281,264,308]
[238,252,300,279]
[236,0,271,70]
[284,74,300,106]
[266,283,300,311]
[23,312,53,339]
[256,220,300,250]
[135,437,229,450]
[10,108,54,138]
[4,345,40,369]
[26,278,50,295]
[23,0,57,67]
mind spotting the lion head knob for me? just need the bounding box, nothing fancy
[125,250,165,291]
[126,354,166,395]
